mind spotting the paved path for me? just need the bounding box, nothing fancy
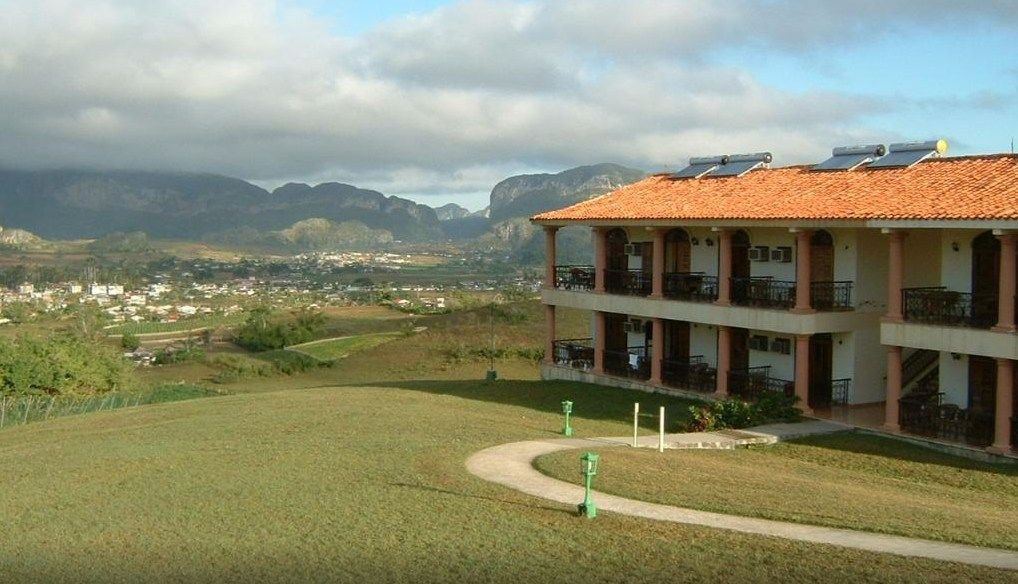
[465,423,1018,571]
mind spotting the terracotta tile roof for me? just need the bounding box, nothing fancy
[532,154,1018,223]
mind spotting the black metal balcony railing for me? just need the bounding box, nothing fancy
[663,272,719,302]
[554,265,594,291]
[728,366,795,400]
[899,390,994,447]
[902,287,998,329]
[662,355,717,393]
[603,346,650,380]
[810,281,854,311]
[605,269,652,296]
[552,338,594,370]
[730,277,796,309]
[830,378,852,407]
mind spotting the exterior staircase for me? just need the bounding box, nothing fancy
[902,349,939,394]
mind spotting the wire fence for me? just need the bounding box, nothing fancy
[0,386,222,431]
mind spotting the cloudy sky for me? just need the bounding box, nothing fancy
[1,0,1016,210]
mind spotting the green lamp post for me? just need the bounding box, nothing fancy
[578,452,599,519]
[561,400,573,437]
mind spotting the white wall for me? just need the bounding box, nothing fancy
[855,228,888,312]
[829,229,857,283]
[903,229,942,288]
[850,327,886,404]
[939,229,978,292]
[939,352,969,407]
[747,329,795,380]
[690,323,718,365]
[744,228,796,281]
[689,227,719,275]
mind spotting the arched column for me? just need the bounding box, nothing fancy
[715,229,732,306]
[544,305,556,365]
[989,358,1014,454]
[794,334,812,415]
[716,326,730,396]
[792,229,814,313]
[884,230,907,321]
[543,226,558,290]
[651,229,665,298]
[883,346,902,431]
[993,232,1016,332]
[593,311,606,374]
[649,317,664,385]
[593,228,607,293]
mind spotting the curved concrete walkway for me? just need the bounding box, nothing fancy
[465,429,1018,571]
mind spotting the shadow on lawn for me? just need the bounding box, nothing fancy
[345,378,702,432]
[390,481,573,515]
[788,431,1018,476]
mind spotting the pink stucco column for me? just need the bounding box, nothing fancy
[990,358,1014,453]
[793,230,814,313]
[593,227,607,294]
[886,231,907,321]
[651,228,665,298]
[883,345,902,431]
[715,229,732,306]
[715,326,730,396]
[649,317,664,385]
[994,233,1017,332]
[794,334,812,415]
[593,311,606,374]
[544,226,558,290]
[544,305,556,365]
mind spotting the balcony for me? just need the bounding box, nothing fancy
[728,366,794,400]
[605,269,652,297]
[552,338,594,370]
[663,272,718,302]
[899,389,994,447]
[604,346,650,380]
[731,277,795,309]
[662,355,716,393]
[554,265,594,291]
[810,281,854,311]
[902,287,998,329]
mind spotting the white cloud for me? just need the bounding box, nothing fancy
[0,0,1013,207]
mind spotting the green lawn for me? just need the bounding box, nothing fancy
[535,432,1018,551]
[0,382,1012,583]
[287,332,403,361]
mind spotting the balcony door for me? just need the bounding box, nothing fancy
[971,231,1000,326]
[968,355,996,413]
[606,229,628,271]
[810,230,835,310]
[731,230,751,303]
[604,313,628,351]
[664,321,690,361]
[665,229,691,273]
[808,334,834,408]
[730,327,749,371]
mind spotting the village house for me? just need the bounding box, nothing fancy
[532,141,1017,456]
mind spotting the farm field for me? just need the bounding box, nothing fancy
[1,381,1013,583]
[536,432,1018,551]
[107,313,248,336]
[287,332,403,362]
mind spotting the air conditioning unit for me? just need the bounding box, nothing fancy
[748,245,770,261]
[623,243,640,256]
[771,246,793,263]
[770,337,792,355]
[623,319,644,333]
[749,335,769,351]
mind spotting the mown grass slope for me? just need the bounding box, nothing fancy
[1,384,1012,583]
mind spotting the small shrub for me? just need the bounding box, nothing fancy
[685,394,802,432]
[121,332,141,352]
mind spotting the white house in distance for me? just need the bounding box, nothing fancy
[532,141,1018,457]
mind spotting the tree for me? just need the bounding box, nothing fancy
[121,332,141,352]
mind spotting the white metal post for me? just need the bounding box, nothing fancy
[633,402,639,447]
[658,406,665,453]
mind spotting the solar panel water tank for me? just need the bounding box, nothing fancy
[674,155,727,179]
[866,139,947,169]
[710,152,772,177]
[812,144,886,171]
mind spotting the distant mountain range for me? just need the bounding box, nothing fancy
[0,163,646,256]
